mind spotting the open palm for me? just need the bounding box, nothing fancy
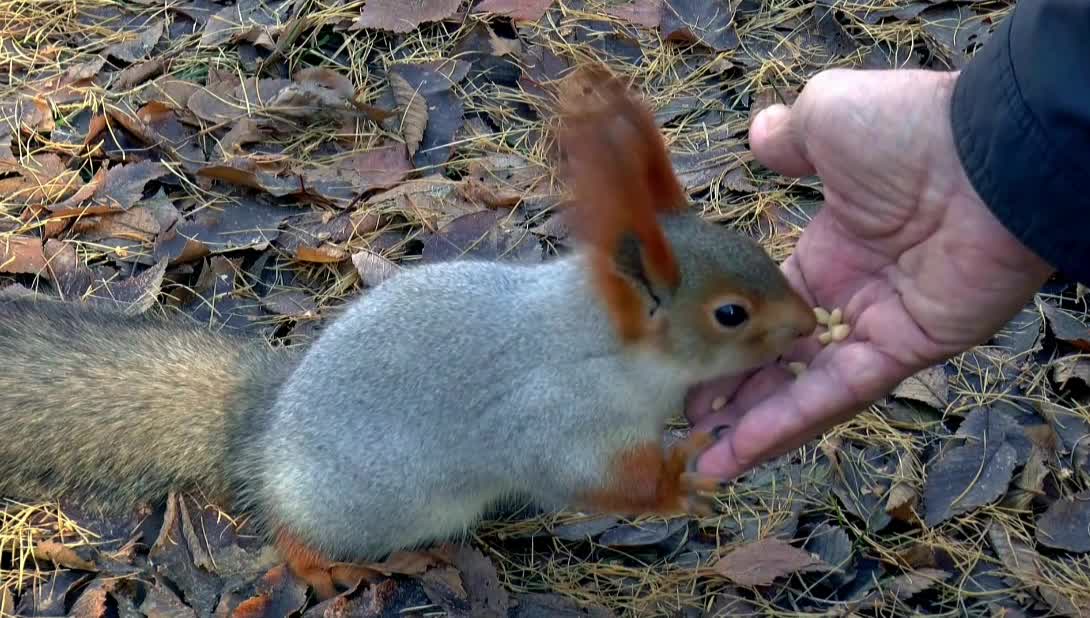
[688,69,1054,479]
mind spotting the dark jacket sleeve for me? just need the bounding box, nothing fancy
[950,0,1090,283]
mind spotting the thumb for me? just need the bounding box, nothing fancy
[749,103,816,178]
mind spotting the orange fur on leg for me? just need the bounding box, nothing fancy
[576,431,722,517]
[274,530,382,600]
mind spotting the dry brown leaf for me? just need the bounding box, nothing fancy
[891,365,949,410]
[0,154,80,205]
[294,67,355,98]
[297,144,413,205]
[473,0,555,21]
[114,57,167,90]
[352,249,400,287]
[364,177,480,229]
[295,244,348,263]
[712,537,828,586]
[106,18,164,63]
[353,0,462,33]
[607,0,665,27]
[218,117,268,156]
[661,0,739,51]
[32,541,98,572]
[389,72,428,157]
[1051,355,1090,388]
[201,3,284,49]
[854,568,949,611]
[358,549,446,576]
[1037,297,1090,351]
[0,235,47,274]
[987,520,1082,616]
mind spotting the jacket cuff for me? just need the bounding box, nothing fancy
[950,13,1087,282]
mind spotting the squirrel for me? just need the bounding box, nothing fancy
[0,64,817,599]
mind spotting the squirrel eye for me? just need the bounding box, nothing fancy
[713,304,749,328]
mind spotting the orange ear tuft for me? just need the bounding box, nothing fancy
[555,64,687,342]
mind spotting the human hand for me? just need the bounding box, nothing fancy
[687,68,1055,479]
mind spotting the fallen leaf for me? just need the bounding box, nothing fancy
[1004,446,1050,511]
[988,520,1082,616]
[472,0,555,21]
[352,0,462,33]
[153,198,301,264]
[885,453,921,520]
[607,0,665,28]
[69,581,109,618]
[956,406,1034,466]
[86,160,169,211]
[230,564,309,618]
[88,259,168,315]
[139,581,198,617]
[201,2,286,49]
[0,154,80,205]
[0,235,47,274]
[661,0,739,51]
[923,437,1018,526]
[918,3,989,68]
[713,537,828,586]
[992,302,1043,357]
[260,289,318,318]
[1037,297,1090,351]
[106,18,164,62]
[448,545,509,618]
[550,515,621,541]
[832,445,894,532]
[383,63,465,168]
[197,158,301,197]
[598,518,687,548]
[1035,488,1090,553]
[352,249,400,287]
[1051,355,1090,389]
[421,210,539,264]
[294,244,348,263]
[389,72,429,157]
[670,144,747,193]
[891,365,949,410]
[853,568,949,610]
[32,541,98,572]
[802,523,853,582]
[364,176,481,229]
[15,570,90,616]
[114,57,167,90]
[301,577,402,617]
[298,144,413,205]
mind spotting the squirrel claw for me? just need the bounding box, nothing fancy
[669,430,721,517]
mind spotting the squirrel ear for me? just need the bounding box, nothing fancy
[555,63,687,342]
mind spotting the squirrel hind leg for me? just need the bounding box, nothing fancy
[575,431,724,518]
[274,530,382,600]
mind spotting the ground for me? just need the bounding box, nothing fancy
[1,0,1089,616]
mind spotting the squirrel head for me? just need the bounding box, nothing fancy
[555,63,816,378]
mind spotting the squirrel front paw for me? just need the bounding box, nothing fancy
[669,430,724,517]
[577,429,725,519]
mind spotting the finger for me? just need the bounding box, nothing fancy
[749,104,816,178]
[696,342,906,479]
[683,372,749,425]
[692,366,794,432]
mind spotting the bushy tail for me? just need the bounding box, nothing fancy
[0,298,291,513]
